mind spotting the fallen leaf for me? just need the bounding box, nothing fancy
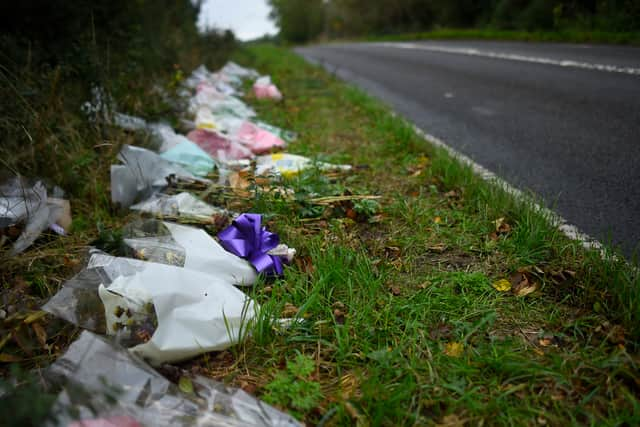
[510,272,539,297]
[384,246,401,259]
[389,284,401,296]
[494,217,512,233]
[294,255,315,274]
[282,303,299,318]
[32,322,47,348]
[434,216,442,224]
[437,414,466,426]
[178,376,194,394]
[538,337,553,347]
[492,279,512,292]
[427,243,447,253]
[444,342,464,358]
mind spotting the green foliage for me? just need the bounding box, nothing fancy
[267,0,640,41]
[353,198,381,218]
[268,0,326,43]
[263,352,323,417]
[0,1,236,195]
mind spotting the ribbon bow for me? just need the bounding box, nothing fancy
[218,213,284,276]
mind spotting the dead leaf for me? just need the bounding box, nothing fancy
[538,337,553,347]
[339,373,359,399]
[384,246,401,259]
[427,243,447,253]
[406,155,430,176]
[510,272,539,297]
[389,284,401,296]
[294,255,315,274]
[437,414,466,426]
[434,216,442,224]
[492,278,512,292]
[494,217,512,234]
[333,302,346,324]
[444,342,464,358]
[31,322,47,348]
[282,303,299,318]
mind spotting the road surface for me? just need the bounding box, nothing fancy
[295,41,640,257]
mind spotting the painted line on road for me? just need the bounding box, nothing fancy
[408,124,608,254]
[377,42,640,76]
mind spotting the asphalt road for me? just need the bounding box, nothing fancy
[295,41,640,257]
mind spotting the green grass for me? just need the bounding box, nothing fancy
[363,28,640,46]
[194,44,640,425]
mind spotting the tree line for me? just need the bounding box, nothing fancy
[268,0,640,42]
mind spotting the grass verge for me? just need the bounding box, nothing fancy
[201,44,638,425]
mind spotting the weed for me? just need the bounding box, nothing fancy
[263,352,323,419]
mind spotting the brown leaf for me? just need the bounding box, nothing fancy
[383,246,401,259]
[437,414,466,427]
[510,272,539,297]
[281,303,299,318]
[427,243,447,253]
[31,322,47,348]
[389,284,401,296]
[294,255,315,274]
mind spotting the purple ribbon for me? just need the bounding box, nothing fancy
[218,213,284,276]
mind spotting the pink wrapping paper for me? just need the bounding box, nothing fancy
[253,83,282,100]
[234,122,286,154]
[187,129,253,160]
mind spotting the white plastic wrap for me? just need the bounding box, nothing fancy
[255,153,353,177]
[110,145,203,209]
[98,264,256,365]
[122,220,257,286]
[44,250,258,365]
[46,331,302,427]
[130,192,228,223]
[1,177,71,255]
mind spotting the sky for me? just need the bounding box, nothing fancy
[198,0,278,41]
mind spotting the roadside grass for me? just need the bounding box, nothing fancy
[363,28,640,46]
[188,44,640,425]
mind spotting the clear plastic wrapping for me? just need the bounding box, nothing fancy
[46,331,301,427]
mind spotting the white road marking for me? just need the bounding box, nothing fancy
[377,42,640,76]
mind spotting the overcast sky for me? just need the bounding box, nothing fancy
[198,0,278,41]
